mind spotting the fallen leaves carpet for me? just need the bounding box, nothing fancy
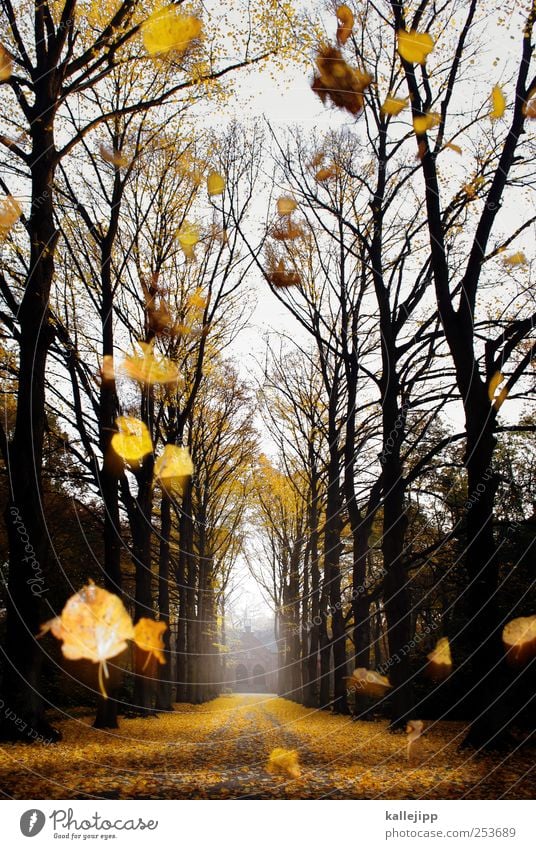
[0,694,534,799]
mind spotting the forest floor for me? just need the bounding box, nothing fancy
[0,694,534,799]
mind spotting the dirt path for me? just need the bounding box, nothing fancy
[0,694,534,799]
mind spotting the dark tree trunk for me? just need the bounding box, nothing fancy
[156,494,173,712]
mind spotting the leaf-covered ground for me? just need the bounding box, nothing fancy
[0,695,534,799]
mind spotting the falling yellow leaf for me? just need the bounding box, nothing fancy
[277,196,297,216]
[346,668,392,698]
[443,142,462,154]
[266,259,301,288]
[406,720,424,762]
[111,416,153,465]
[266,748,301,779]
[523,89,536,119]
[489,84,506,120]
[142,7,202,56]
[271,220,303,241]
[177,221,200,259]
[39,581,134,698]
[0,43,12,81]
[0,195,22,242]
[315,165,337,182]
[413,112,441,134]
[381,94,408,116]
[154,444,194,497]
[122,342,180,385]
[207,171,225,197]
[397,29,434,65]
[503,616,536,667]
[133,618,167,667]
[100,355,116,384]
[311,45,372,116]
[336,4,354,46]
[503,251,527,267]
[99,144,130,168]
[425,637,452,682]
[488,371,504,402]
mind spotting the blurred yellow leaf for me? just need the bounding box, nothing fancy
[381,94,408,116]
[425,637,452,682]
[0,195,22,241]
[336,5,354,46]
[503,616,536,667]
[133,618,167,666]
[122,342,180,385]
[503,251,527,266]
[0,43,12,81]
[177,221,200,259]
[142,7,202,56]
[397,29,434,65]
[99,144,130,168]
[266,748,301,779]
[413,112,441,134]
[207,171,225,197]
[346,668,392,698]
[111,416,153,464]
[277,196,297,216]
[154,444,194,496]
[40,582,134,698]
[489,84,506,120]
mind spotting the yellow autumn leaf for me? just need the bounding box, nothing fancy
[266,748,301,779]
[425,637,452,682]
[493,385,509,411]
[142,7,202,56]
[503,616,536,667]
[122,342,180,385]
[406,719,424,762]
[503,251,527,266]
[489,84,506,120]
[443,141,462,154]
[336,4,354,46]
[413,112,441,134]
[346,668,392,698]
[177,221,200,259]
[0,195,22,241]
[266,259,301,288]
[39,581,134,698]
[111,416,153,464]
[315,165,337,182]
[100,355,116,384]
[488,371,504,402]
[277,196,297,216]
[207,171,225,197]
[381,94,408,116]
[397,29,434,65]
[154,444,194,496]
[523,89,536,119]
[133,618,167,666]
[187,287,207,310]
[0,43,12,81]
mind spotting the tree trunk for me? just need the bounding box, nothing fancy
[156,494,173,711]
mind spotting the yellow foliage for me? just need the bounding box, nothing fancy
[413,112,441,134]
[99,144,130,168]
[397,29,434,65]
[111,416,153,465]
[503,251,527,266]
[266,747,301,779]
[142,7,202,57]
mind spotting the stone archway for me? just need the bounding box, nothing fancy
[251,664,266,692]
[235,664,249,691]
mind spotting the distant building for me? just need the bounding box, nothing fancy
[226,625,278,692]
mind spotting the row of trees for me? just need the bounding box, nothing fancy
[247,0,536,749]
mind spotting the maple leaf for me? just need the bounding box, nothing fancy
[266,747,301,779]
[39,581,134,698]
